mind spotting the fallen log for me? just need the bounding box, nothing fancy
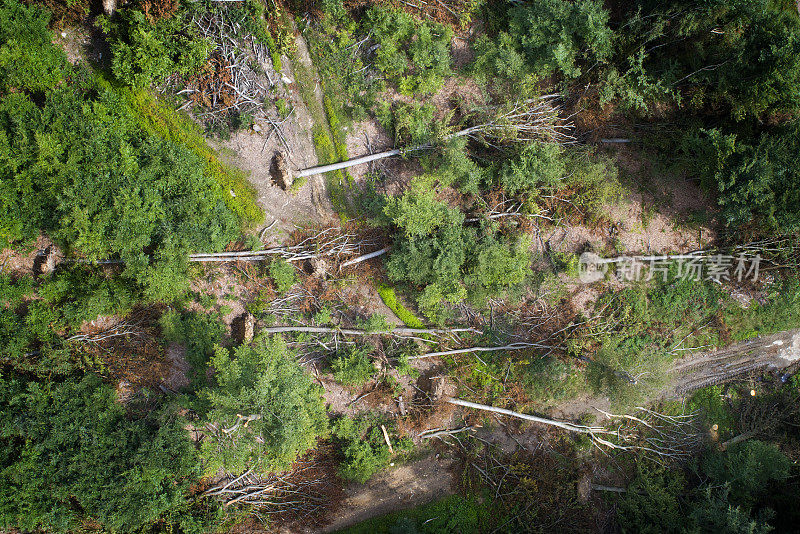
[258,325,479,336]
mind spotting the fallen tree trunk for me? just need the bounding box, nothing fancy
[338,246,391,270]
[258,325,479,336]
[294,95,572,177]
[667,328,800,396]
[407,342,548,360]
[446,398,702,459]
[294,148,408,178]
[445,397,606,435]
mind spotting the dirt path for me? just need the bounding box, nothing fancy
[319,454,456,533]
[213,29,336,243]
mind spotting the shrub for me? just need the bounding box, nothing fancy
[684,125,800,233]
[472,0,612,85]
[423,137,483,194]
[364,6,452,95]
[331,416,411,483]
[0,373,201,532]
[377,102,442,147]
[609,0,800,119]
[106,8,211,87]
[331,345,376,387]
[356,313,394,333]
[0,0,68,92]
[583,274,725,408]
[562,150,622,221]
[384,178,530,322]
[1,268,143,376]
[496,141,565,197]
[200,334,328,474]
[268,258,297,293]
[305,9,378,120]
[0,74,242,301]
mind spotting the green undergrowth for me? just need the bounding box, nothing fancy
[376,284,424,328]
[724,277,800,340]
[111,82,262,224]
[335,494,488,534]
[331,415,413,484]
[287,34,353,216]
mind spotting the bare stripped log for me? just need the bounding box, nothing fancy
[407,342,549,360]
[190,229,382,264]
[258,325,479,336]
[667,329,800,395]
[446,397,610,435]
[294,96,573,177]
[338,246,391,270]
[447,398,702,460]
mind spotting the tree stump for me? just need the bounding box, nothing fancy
[232,313,255,345]
[271,151,294,191]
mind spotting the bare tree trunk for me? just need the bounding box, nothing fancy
[668,329,800,396]
[445,397,604,435]
[408,342,549,360]
[294,95,572,177]
[258,325,478,336]
[294,148,407,178]
[338,246,391,270]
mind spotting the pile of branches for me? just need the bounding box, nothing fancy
[68,308,167,388]
[203,447,341,522]
[464,96,577,147]
[190,228,384,266]
[169,4,274,126]
[447,398,705,462]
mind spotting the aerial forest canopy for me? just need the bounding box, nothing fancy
[1,0,800,532]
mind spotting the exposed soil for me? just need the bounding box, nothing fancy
[0,235,60,276]
[543,147,715,261]
[320,454,457,533]
[213,39,336,241]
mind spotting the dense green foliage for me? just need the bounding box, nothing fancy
[200,334,328,474]
[365,6,452,95]
[331,415,411,484]
[0,77,240,299]
[268,258,298,293]
[0,0,67,92]
[0,270,139,376]
[331,345,376,388]
[473,0,612,88]
[0,0,244,301]
[384,177,530,322]
[495,141,565,196]
[609,0,800,119]
[0,373,202,532]
[618,441,791,533]
[685,125,800,232]
[105,8,210,87]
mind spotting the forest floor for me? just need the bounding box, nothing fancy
[23,11,791,534]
